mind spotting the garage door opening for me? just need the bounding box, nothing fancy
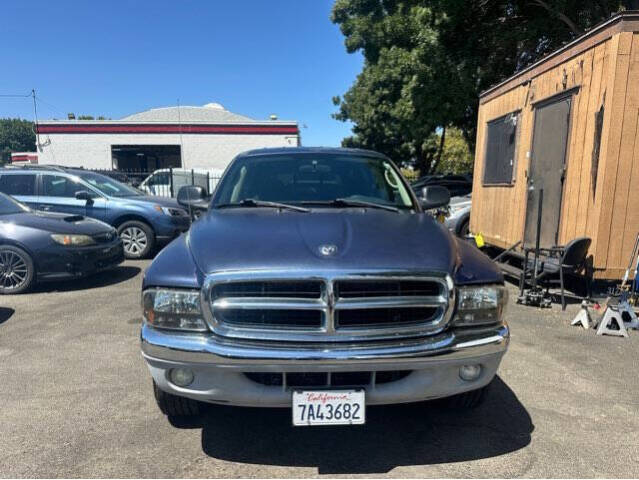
[111,145,181,171]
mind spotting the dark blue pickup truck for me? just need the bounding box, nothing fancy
[140,147,509,425]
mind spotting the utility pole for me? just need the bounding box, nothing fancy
[31,89,40,150]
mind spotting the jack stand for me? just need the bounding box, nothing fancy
[596,307,629,337]
[617,299,639,329]
[571,301,591,329]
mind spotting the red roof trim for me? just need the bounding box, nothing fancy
[36,124,299,135]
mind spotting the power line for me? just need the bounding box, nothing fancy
[0,93,32,98]
[34,95,65,116]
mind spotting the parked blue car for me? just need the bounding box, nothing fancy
[0,166,190,258]
[0,192,124,293]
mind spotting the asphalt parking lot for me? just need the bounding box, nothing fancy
[1,260,638,478]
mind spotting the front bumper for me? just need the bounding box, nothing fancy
[154,214,191,243]
[141,322,509,407]
[37,240,125,281]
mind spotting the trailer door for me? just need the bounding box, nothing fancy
[524,95,572,248]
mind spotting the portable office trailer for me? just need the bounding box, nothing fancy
[469,11,639,280]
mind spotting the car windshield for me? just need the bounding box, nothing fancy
[212,153,415,209]
[78,172,142,197]
[0,193,30,215]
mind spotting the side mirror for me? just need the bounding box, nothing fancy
[421,186,450,210]
[75,190,93,202]
[177,185,206,207]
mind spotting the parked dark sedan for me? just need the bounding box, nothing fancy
[0,192,124,294]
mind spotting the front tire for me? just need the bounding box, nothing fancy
[445,384,489,408]
[0,245,35,294]
[153,381,205,417]
[118,221,155,259]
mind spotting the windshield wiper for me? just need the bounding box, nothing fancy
[215,199,310,213]
[302,198,400,213]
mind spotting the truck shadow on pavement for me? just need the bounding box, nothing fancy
[30,266,141,293]
[172,376,533,474]
[0,307,14,325]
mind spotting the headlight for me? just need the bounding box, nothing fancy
[454,285,507,327]
[142,289,208,332]
[50,234,96,246]
[156,205,188,217]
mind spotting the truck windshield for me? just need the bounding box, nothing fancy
[78,172,142,197]
[213,154,415,210]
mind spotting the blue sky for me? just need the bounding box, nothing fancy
[0,0,362,146]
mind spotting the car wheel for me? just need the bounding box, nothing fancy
[445,383,489,409]
[457,218,470,238]
[0,245,35,294]
[118,221,155,259]
[153,381,205,417]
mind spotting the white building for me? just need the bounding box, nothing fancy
[35,103,300,172]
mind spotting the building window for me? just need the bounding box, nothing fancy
[483,112,520,185]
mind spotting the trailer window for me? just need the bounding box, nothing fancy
[483,112,519,185]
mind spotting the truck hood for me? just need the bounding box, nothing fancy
[188,209,457,274]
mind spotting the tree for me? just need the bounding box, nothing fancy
[436,127,473,174]
[0,119,36,164]
[331,0,637,171]
[331,1,458,174]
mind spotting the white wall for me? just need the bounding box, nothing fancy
[37,133,299,171]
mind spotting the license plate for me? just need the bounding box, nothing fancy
[292,390,365,426]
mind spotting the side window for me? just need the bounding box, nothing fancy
[147,172,169,186]
[483,112,520,185]
[41,175,88,198]
[0,174,36,196]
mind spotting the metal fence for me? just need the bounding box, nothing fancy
[90,168,222,198]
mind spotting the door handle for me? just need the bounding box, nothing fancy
[40,205,53,211]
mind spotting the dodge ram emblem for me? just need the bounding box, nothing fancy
[319,244,338,257]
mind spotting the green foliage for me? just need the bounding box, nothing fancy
[436,127,473,174]
[0,118,36,164]
[331,0,636,173]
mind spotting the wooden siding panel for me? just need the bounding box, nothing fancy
[609,33,639,270]
[585,40,614,255]
[594,32,630,270]
[508,86,529,242]
[564,50,595,242]
[559,54,592,243]
[574,43,606,241]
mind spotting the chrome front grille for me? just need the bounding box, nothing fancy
[202,271,454,342]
